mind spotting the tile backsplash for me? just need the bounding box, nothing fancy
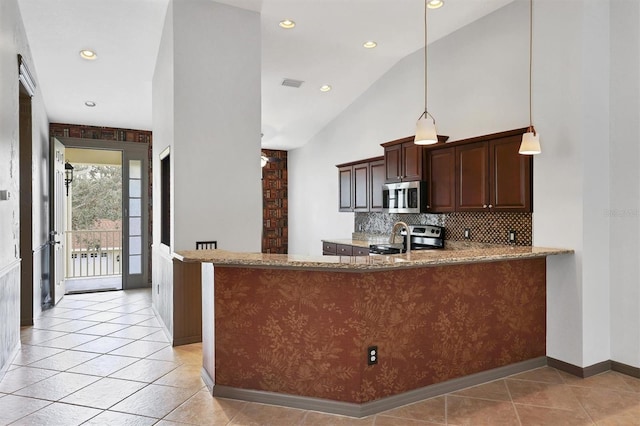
[355,211,532,246]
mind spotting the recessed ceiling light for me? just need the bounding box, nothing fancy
[320,85,332,92]
[363,41,377,49]
[279,19,296,29]
[85,101,96,107]
[427,0,444,9]
[79,49,97,60]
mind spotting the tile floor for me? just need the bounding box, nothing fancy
[1,288,639,425]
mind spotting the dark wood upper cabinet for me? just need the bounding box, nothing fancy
[454,130,532,212]
[369,158,386,212]
[384,144,402,183]
[337,156,384,212]
[338,166,353,212]
[456,143,490,211]
[382,135,449,183]
[353,162,369,212]
[426,147,455,212]
[490,135,532,211]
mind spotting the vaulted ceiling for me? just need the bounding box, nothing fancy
[18,0,514,150]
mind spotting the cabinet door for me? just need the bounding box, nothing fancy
[456,143,489,211]
[426,147,455,212]
[490,136,532,212]
[338,166,353,211]
[322,242,337,255]
[353,163,369,212]
[384,144,402,183]
[401,142,423,181]
[369,159,386,211]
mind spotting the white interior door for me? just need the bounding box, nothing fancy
[51,138,67,304]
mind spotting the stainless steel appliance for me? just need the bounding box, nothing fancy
[382,181,426,214]
[369,225,445,254]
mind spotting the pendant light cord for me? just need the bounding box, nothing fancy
[528,0,533,129]
[424,0,428,116]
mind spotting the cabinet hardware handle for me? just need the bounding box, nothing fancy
[488,204,493,208]
[483,204,488,208]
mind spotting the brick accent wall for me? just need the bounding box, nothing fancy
[262,149,288,254]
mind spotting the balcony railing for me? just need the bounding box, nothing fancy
[65,230,122,278]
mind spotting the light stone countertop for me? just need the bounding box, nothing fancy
[174,244,573,272]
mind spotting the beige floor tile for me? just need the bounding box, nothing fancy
[79,311,125,322]
[34,332,98,350]
[515,403,594,426]
[40,307,73,317]
[378,396,446,423]
[154,421,187,425]
[508,366,565,384]
[141,330,170,343]
[303,411,375,425]
[47,320,101,333]
[75,322,130,336]
[107,303,150,314]
[506,379,583,411]
[153,363,205,389]
[136,317,163,328]
[29,349,100,371]
[83,410,157,425]
[451,380,512,402]
[61,377,147,409]
[0,394,51,424]
[131,307,155,316]
[619,373,640,393]
[0,366,58,393]
[108,325,161,340]
[570,386,640,424]
[110,383,199,418]
[67,353,139,377]
[147,343,203,365]
[10,344,64,365]
[14,371,100,401]
[109,358,180,382]
[108,340,169,358]
[373,416,444,426]
[32,315,71,328]
[446,395,520,425]
[45,308,98,320]
[20,328,68,345]
[107,313,154,325]
[564,371,640,393]
[55,299,100,310]
[10,401,102,426]
[72,336,135,354]
[165,391,247,424]
[229,402,307,426]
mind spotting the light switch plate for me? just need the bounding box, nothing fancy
[0,190,9,201]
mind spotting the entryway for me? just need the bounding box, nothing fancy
[51,137,149,301]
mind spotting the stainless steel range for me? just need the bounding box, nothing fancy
[369,225,445,255]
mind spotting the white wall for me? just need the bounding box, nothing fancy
[290,0,639,368]
[0,0,50,372]
[609,0,640,368]
[172,0,261,253]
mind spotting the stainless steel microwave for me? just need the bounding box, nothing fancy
[382,181,427,213]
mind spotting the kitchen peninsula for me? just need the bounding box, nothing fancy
[173,245,572,417]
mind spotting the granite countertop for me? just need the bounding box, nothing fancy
[174,244,573,271]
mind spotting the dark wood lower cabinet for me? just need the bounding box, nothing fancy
[172,259,202,346]
[322,242,369,256]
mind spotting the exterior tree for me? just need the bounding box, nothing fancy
[71,165,122,231]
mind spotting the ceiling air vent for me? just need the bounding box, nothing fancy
[281,78,304,88]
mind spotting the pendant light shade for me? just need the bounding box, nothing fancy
[415,112,438,145]
[414,0,438,145]
[519,0,541,155]
[519,126,541,155]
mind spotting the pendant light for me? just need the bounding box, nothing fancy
[414,0,438,145]
[519,0,541,155]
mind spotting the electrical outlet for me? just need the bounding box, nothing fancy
[464,228,471,239]
[508,230,517,243]
[367,346,378,365]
